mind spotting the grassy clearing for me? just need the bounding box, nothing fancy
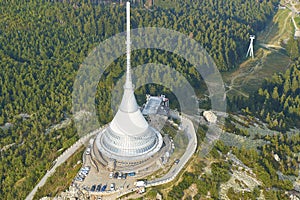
[268,9,292,44]
[224,48,290,97]
[256,9,290,44]
[223,9,292,98]
[239,51,290,94]
[33,146,85,200]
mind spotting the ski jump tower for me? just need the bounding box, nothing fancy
[246,35,255,59]
[93,1,163,172]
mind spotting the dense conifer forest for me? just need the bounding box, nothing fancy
[230,59,300,132]
[0,0,283,199]
[249,61,300,131]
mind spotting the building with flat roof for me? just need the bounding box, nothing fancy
[142,94,169,116]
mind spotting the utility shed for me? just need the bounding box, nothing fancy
[203,111,217,123]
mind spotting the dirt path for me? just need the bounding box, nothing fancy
[224,49,270,98]
[270,12,292,44]
[292,15,299,30]
[262,10,287,44]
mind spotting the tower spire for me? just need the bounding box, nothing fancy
[125,1,132,89]
[118,1,139,113]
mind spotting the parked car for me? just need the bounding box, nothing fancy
[90,185,96,192]
[96,184,102,192]
[81,168,89,172]
[127,172,136,176]
[109,172,114,178]
[79,171,88,176]
[101,184,107,192]
[117,172,122,179]
[86,147,91,155]
[82,166,90,170]
[113,172,119,179]
[78,174,85,179]
[110,183,115,191]
[75,177,83,182]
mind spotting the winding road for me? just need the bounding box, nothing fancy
[26,116,197,200]
[25,129,100,200]
[146,116,197,186]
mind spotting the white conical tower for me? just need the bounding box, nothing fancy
[95,2,163,166]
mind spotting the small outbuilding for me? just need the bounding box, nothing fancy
[203,111,217,123]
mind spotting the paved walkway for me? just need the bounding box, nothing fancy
[26,116,197,200]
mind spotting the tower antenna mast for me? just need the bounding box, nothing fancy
[125,1,132,89]
[246,35,255,59]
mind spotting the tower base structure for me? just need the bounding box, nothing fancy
[93,126,163,172]
[92,129,170,175]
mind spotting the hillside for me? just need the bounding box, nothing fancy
[0,0,279,199]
